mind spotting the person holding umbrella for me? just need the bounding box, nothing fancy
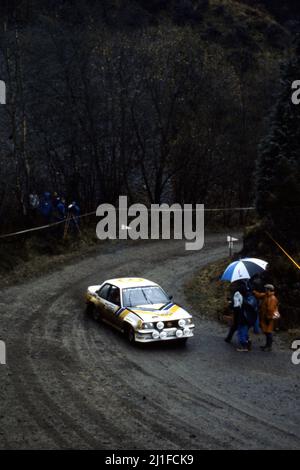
[232,281,251,352]
[221,258,268,351]
[253,284,279,352]
[225,280,246,344]
[225,280,258,349]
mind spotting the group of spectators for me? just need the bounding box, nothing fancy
[29,191,81,234]
[225,280,279,352]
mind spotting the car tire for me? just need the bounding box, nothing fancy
[92,308,101,322]
[86,303,101,322]
[126,326,136,344]
[85,302,94,316]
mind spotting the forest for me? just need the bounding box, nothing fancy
[0,0,296,231]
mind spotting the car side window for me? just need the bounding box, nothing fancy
[97,284,111,300]
[107,286,121,307]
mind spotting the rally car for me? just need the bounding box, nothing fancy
[85,277,195,344]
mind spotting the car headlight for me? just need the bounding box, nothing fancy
[178,319,186,328]
[142,322,154,329]
[152,331,160,340]
[156,321,164,330]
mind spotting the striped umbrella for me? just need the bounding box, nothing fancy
[221,258,268,283]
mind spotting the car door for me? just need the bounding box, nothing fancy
[105,285,122,326]
[95,283,112,318]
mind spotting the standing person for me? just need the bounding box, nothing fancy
[225,280,257,350]
[29,191,39,212]
[52,196,66,237]
[67,201,80,234]
[229,282,251,352]
[243,289,259,351]
[57,197,66,220]
[28,191,40,223]
[52,192,60,208]
[253,284,279,352]
[38,192,53,222]
[53,196,66,221]
[224,281,243,343]
[237,283,258,352]
[235,288,247,351]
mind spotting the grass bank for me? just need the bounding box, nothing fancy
[0,225,102,286]
[185,258,230,322]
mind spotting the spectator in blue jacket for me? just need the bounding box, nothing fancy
[235,283,258,352]
[53,196,66,221]
[38,192,53,221]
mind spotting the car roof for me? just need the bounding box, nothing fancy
[105,278,159,289]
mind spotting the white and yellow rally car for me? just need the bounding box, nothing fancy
[85,277,195,344]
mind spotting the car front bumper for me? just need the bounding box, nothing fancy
[134,325,195,343]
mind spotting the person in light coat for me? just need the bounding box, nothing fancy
[253,284,279,352]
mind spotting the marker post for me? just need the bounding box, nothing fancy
[227,236,239,258]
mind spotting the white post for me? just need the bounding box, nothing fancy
[0,80,6,104]
[227,236,239,257]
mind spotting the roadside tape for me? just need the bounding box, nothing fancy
[0,206,255,240]
[266,231,300,270]
[0,211,96,239]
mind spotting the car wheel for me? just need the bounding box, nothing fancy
[86,303,101,322]
[92,308,101,322]
[126,326,136,344]
[85,302,94,316]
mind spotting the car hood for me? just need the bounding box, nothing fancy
[128,303,191,321]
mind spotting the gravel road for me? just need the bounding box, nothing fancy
[0,234,299,450]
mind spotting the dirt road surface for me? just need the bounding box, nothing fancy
[0,234,299,450]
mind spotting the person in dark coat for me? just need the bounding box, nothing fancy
[38,192,53,222]
[225,280,250,344]
[226,281,258,352]
[53,196,66,221]
[67,201,80,234]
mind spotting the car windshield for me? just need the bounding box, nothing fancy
[122,286,169,308]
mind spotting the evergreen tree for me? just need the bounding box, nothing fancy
[256,41,300,249]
